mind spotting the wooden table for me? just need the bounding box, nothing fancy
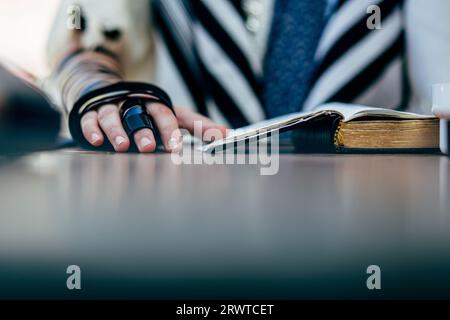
[0,150,449,299]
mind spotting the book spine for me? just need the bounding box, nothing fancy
[291,114,342,153]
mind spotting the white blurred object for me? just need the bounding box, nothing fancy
[0,0,60,78]
[406,0,450,115]
[432,83,450,154]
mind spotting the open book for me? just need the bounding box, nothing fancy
[201,103,440,153]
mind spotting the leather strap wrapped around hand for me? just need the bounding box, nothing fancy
[69,81,174,150]
[51,49,174,151]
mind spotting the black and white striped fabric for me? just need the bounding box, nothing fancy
[305,0,408,111]
[153,0,408,128]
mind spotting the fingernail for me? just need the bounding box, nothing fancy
[91,133,101,144]
[140,137,153,149]
[115,136,126,147]
[168,137,182,151]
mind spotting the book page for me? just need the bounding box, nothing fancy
[315,103,436,122]
[200,110,331,152]
[200,103,436,152]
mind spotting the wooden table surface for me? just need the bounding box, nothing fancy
[0,150,449,299]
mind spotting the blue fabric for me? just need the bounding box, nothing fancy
[263,0,329,118]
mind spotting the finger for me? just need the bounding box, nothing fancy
[80,110,104,147]
[133,128,157,153]
[146,102,182,152]
[175,107,228,141]
[97,104,130,152]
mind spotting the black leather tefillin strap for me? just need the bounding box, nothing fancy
[69,82,175,151]
[120,99,155,137]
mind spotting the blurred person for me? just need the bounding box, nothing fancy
[47,0,450,153]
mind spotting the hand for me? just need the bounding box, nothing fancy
[80,102,228,153]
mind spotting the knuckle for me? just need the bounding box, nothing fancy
[98,105,118,119]
[159,125,177,139]
[157,115,179,132]
[81,118,96,131]
[105,126,122,138]
[149,103,173,117]
[98,114,118,129]
[159,106,173,116]
[135,129,153,140]
[82,111,97,120]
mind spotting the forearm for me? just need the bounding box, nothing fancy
[51,49,125,115]
[45,0,225,153]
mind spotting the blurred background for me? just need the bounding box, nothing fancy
[0,0,60,77]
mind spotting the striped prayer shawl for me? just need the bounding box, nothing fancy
[153,0,407,128]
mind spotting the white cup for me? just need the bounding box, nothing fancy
[432,83,450,155]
